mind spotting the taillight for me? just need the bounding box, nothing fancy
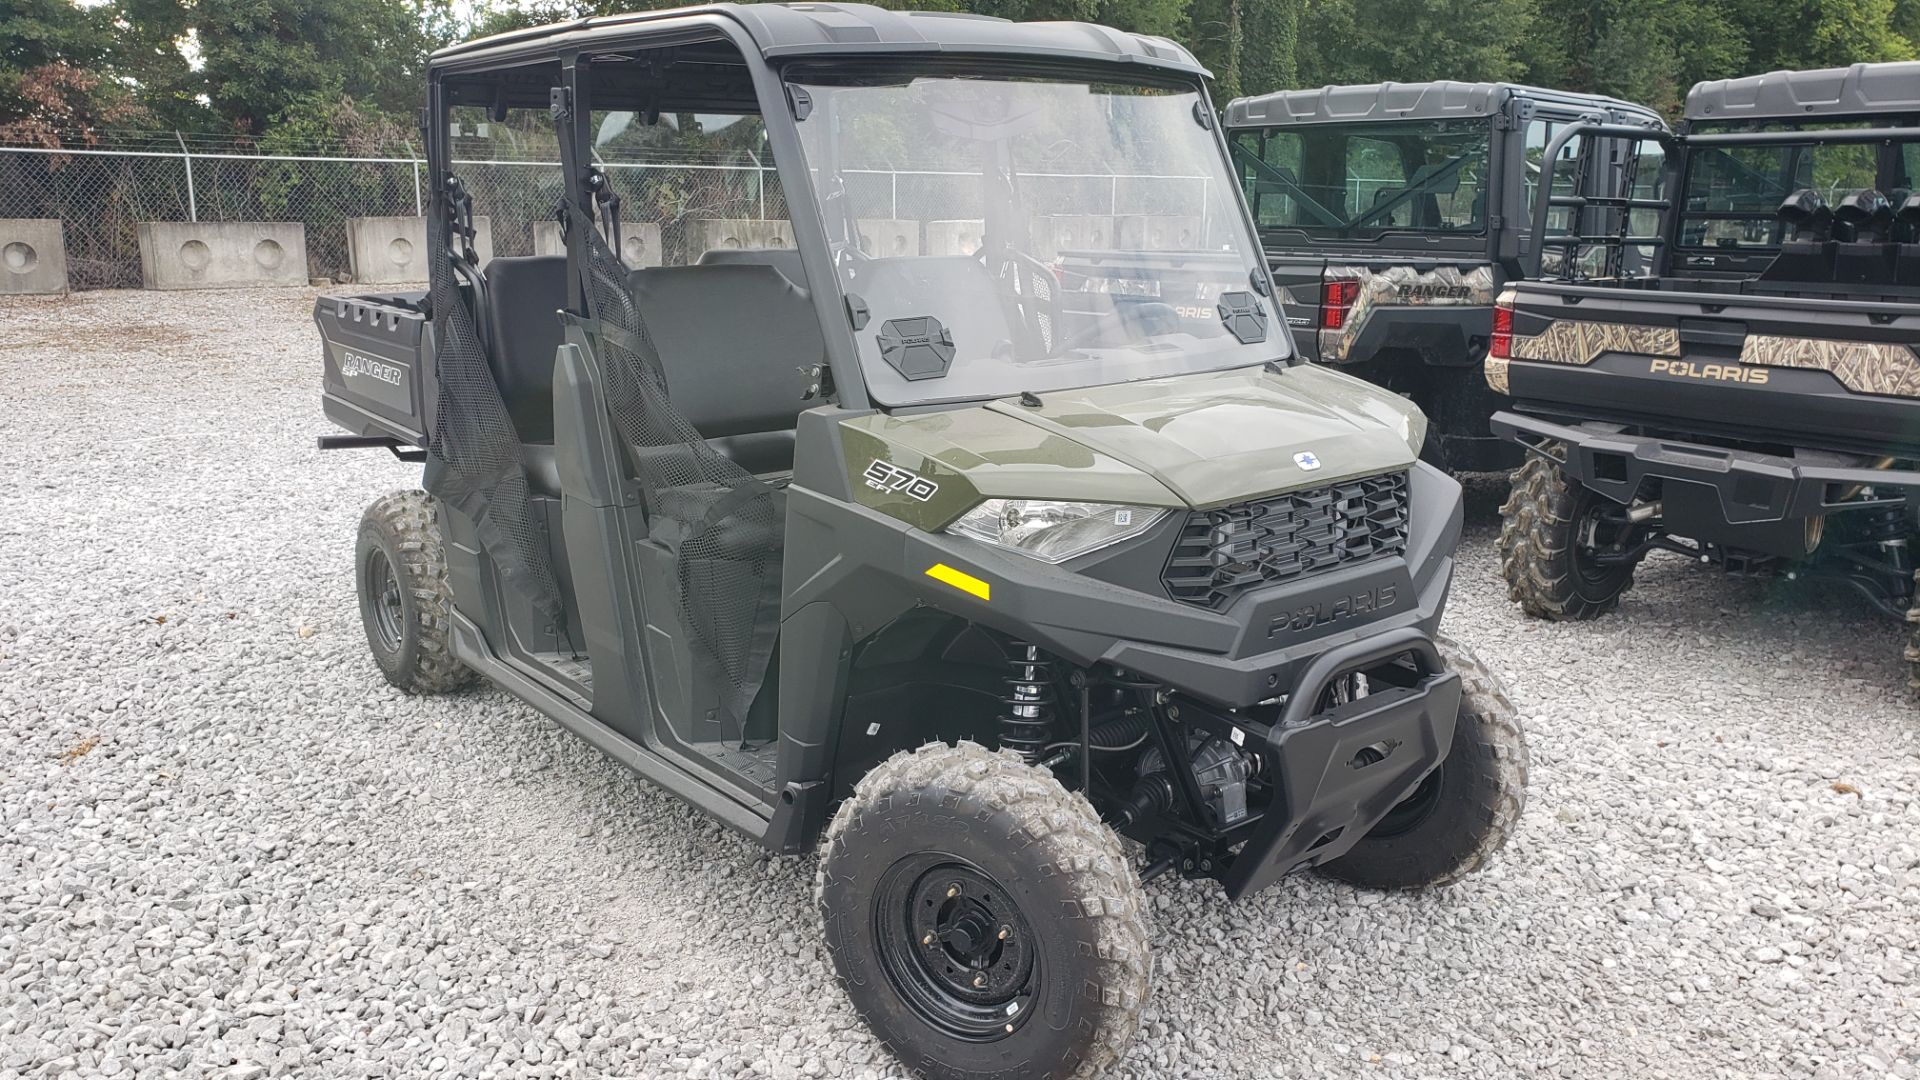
[1490,303,1514,359]
[1319,279,1358,330]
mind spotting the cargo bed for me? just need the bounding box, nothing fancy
[316,291,436,447]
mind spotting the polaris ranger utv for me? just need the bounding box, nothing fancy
[1224,81,1665,472]
[315,6,1528,1075]
[1490,61,1920,686]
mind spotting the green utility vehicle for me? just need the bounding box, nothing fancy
[1490,61,1920,685]
[315,6,1529,1075]
[1224,82,1665,472]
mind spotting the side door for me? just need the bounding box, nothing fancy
[544,23,816,819]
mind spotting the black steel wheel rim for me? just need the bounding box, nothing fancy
[363,547,405,654]
[873,855,1040,1042]
[1371,767,1444,839]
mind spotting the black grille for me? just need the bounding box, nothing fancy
[1162,472,1410,610]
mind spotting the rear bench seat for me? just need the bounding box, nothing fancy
[631,259,819,476]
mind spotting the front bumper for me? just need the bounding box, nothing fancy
[1219,627,1460,899]
[1492,410,1920,524]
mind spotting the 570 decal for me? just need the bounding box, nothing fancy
[863,459,939,502]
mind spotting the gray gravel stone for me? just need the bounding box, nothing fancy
[0,287,1916,1078]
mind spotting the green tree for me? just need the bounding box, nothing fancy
[1295,0,1536,87]
[16,0,1920,147]
[0,0,120,126]
[1553,0,1747,115]
[1740,0,1915,71]
[1239,0,1300,96]
[190,0,448,132]
[74,0,460,135]
[1096,0,1193,38]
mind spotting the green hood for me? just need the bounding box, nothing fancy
[839,364,1424,530]
[984,365,1423,508]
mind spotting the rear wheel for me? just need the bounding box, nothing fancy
[1498,448,1643,620]
[818,742,1149,1080]
[356,490,473,694]
[1317,635,1528,889]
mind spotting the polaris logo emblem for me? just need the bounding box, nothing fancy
[1267,584,1398,638]
[341,351,405,386]
[1294,451,1322,471]
[1649,358,1770,384]
[863,459,939,502]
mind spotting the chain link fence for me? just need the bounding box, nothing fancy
[1,133,1217,290]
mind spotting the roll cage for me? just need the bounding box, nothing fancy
[1225,82,1667,265]
[420,4,1245,417]
[1523,121,1920,283]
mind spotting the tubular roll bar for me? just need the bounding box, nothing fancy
[1526,122,1678,280]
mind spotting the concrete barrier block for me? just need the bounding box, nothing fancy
[530,220,663,268]
[1115,215,1206,251]
[0,219,68,295]
[693,218,794,255]
[856,219,920,258]
[348,215,494,283]
[138,221,309,290]
[1036,215,1115,260]
[925,220,985,257]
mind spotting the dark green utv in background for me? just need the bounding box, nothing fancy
[314,6,1529,1075]
[1224,81,1665,473]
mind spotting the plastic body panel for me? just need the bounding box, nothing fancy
[1500,281,1920,459]
[316,292,436,445]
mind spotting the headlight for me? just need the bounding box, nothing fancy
[947,499,1170,563]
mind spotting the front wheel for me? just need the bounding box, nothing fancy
[817,742,1149,1080]
[1498,448,1644,620]
[1317,635,1529,890]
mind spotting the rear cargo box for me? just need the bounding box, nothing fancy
[316,292,436,446]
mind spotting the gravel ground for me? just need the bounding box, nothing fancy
[1,286,1916,1080]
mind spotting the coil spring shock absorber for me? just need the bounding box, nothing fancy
[1862,502,1912,596]
[1000,642,1056,764]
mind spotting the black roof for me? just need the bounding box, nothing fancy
[432,2,1206,77]
[1224,80,1662,129]
[1685,62,1920,123]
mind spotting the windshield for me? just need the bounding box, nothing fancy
[785,71,1279,408]
[1232,119,1490,238]
[1678,127,1895,249]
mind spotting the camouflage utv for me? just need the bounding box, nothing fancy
[1225,81,1665,472]
[1489,61,1920,687]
